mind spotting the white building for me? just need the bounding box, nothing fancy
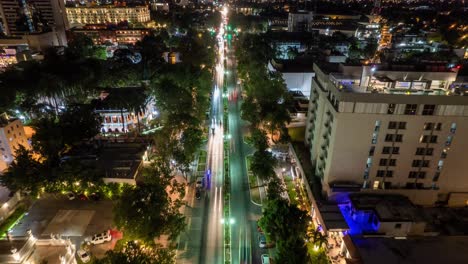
[306,62,468,205]
[0,115,30,172]
[66,5,150,28]
[269,59,315,98]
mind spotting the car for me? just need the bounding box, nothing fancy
[196,177,204,188]
[77,249,91,263]
[66,192,75,200]
[257,222,263,233]
[261,254,270,264]
[78,194,88,201]
[89,192,101,201]
[196,189,201,200]
[87,230,112,245]
[258,234,267,248]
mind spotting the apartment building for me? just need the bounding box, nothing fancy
[0,115,30,172]
[305,62,468,205]
[66,5,150,27]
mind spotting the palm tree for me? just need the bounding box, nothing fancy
[311,229,328,249]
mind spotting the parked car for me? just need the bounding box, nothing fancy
[78,194,88,201]
[261,254,270,264]
[90,192,101,201]
[77,249,91,263]
[258,234,267,248]
[257,221,263,233]
[87,230,112,245]
[196,189,201,200]
[66,192,75,200]
[196,177,204,188]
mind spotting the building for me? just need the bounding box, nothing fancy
[309,20,359,37]
[69,25,150,45]
[342,236,468,264]
[269,58,315,97]
[287,11,313,32]
[0,0,68,45]
[61,141,148,185]
[0,234,77,264]
[305,62,468,206]
[65,5,150,28]
[0,115,30,172]
[93,88,156,134]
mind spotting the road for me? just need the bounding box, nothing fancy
[177,6,265,264]
[176,12,226,264]
[198,10,227,264]
[224,11,264,264]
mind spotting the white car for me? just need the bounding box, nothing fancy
[87,230,112,245]
[66,192,75,200]
[196,177,204,188]
[77,249,91,263]
[258,234,267,248]
[261,254,270,264]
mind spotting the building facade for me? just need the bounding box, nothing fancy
[0,116,30,172]
[305,62,468,205]
[66,5,150,27]
[0,0,68,44]
[69,26,150,45]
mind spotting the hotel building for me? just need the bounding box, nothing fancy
[66,5,150,27]
[305,62,468,205]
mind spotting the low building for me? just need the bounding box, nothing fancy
[0,186,23,224]
[340,193,428,236]
[309,20,359,37]
[93,88,156,134]
[66,5,150,28]
[288,91,309,129]
[69,25,150,45]
[0,114,30,172]
[342,236,468,264]
[288,11,314,32]
[269,58,315,97]
[99,143,147,185]
[162,51,182,64]
[62,142,148,185]
[0,235,76,264]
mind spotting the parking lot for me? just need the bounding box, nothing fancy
[9,194,116,258]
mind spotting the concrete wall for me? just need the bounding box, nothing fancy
[282,72,314,98]
[378,221,412,237]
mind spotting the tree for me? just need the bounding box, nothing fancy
[250,149,276,181]
[258,198,308,243]
[266,178,285,201]
[275,237,309,264]
[1,146,44,196]
[95,241,175,264]
[113,166,186,244]
[59,104,102,145]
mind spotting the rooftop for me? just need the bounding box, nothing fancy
[310,20,359,31]
[349,236,468,264]
[62,142,146,180]
[349,193,423,222]
[318,204,349,231]
[271,58,315,73]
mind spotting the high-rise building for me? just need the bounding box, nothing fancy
[0,0,68,44]
[0,114,30,172]
[305,62,468,205]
